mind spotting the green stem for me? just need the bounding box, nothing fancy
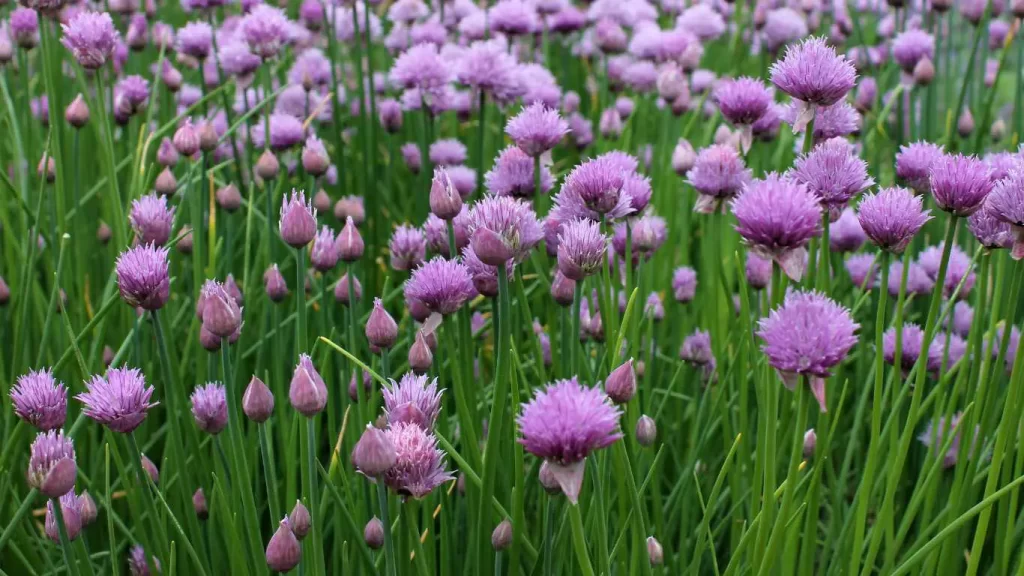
[568,503,596,576]
[51,497,83,576]
[259,423,281,523]
[377,482,397,576]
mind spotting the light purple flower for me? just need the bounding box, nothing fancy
[130,194,175,246]
[390,43,451,96]
[677,3,726,41]
[714,76,772,126]
[985,168,1024,259]
[191,382,228,435]
[672,266,697,302]
[383,422,453,498]
[45,492,82,543]
[887,261,935,297]
[557,155,636,218]
[455,39,524,104]
[896,141,944,193]
[78,366,156,434]
[116,244,170,310]
[61,11,119,70]
[429,139,468,167]
[967,210,1013,249]
[845,253,878,288]
[688,144,753,213]
[930,153,994,216]
[829,208,867,253]
[770,36,856,129]
[383,373,443,430]
[919,412,978,469]
[241,5,289,59]
[556,218,607,280]
[489,0,539,36]
[251,113,306,151]
[289,48,332,89]
[883,323,943,373]
[11,368,67,431]
[177,21,213,60]
[310,226,338,272]
[857,186,931,253]
[892,29,934,72]
[389,225,427,271]
[506,103,570,157]
[468,195,543,264]
[405,257,474,315]
[484,145,554,198]
[279,189,318,248]
[28,430,76,497]
[790,138,874,218]
[919,243,976,299]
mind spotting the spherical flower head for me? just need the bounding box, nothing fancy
[390,43,450,94]
[456,39,524,104]
[622,61,659,92]
[506,103,570,157]
[191,382,228,434]
[930,153,994,216]
[770,36,856,107]
[762,7,809,52]
[383,422,454,498]
[680,330,714,365]
[252,113,306,151]
[886,261,935,296]
[856,186,931,253]
[484,145,555,198]
[241,5,289,59]
[896,141,944,193]
[428,139,467,167]
[556,218,607,280]
[289,354,328,417]
[383,373,443,429]
[615,214,668,260]
[672,266,698,302]
[469,196,544,265]
[790,138,874,218]
[401,143,423,173]
[688,144,753,212]
[116,244,170,310]
[130,194,175,246]
[11,368,66,431]
[404,257,475,315]
[714,77,773,126]
[985,169,1024,259]
[61,11,119,70]
[559,155,634,217]
[892,29,934,72]
[919,243,976,299]
[219,39,261,77]
[829,208,867,252]
[177,21,213,60]
[200,279,244,338]
[11,8,39,48]
[677,3,727,41]
[27,430,77,497]
[757,290,859,411]
[279,189,318,248]
[968,210,1013,249]
[644,292,665,321]
[732,173,822,281]
[462,245,512,297]
[516,377,621,502]
[424,209,471,257]
[622,173,653,213]
[745,252,773,290]
[289,48,331,89]
[845,253,878,288]
[919,412,977,469]
[45,492,82,543]
[389,224,427,271]
[883,323,943,373]
[77,366,157,434]
[791,101,861,143]
[489,0,539,35]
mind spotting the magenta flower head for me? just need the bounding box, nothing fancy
[688,144,753,213]
[116,244,170,311]
[11,368,66,431]
[829,208,867,252]
[191,382,228,435]
[389,225,427,271]
[770,36,856,129]
[790,138,874,219]
[289,354,327,417]
[383,423,454,498]
[241,4,289,59]
[27,430,77,497]
[279,189,318,248]
[857,187,931,254]
[732,173,822,281]
[517,377,622,503]
[78,366,157,434]
[919,412,978,469]
[383,373,443,429]
[10,8,39,49]
[484,146,555,198]
[892,29,934,72]
[713,76,772,129]
[45,492,82,543]
[200,280,243,338]
[672,266,698,302]
[60,11,119,70]
[404,257,474,315]
[468,196,543,266]
[130,194,175,246]
[883,323,942,374]
[757,290,859,412]
[930,153,994,216]
[556,218,608,280]
[896,141,944,193]
[506,102,570,157]
[985,169,1024,259]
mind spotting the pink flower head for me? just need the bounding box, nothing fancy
[919,412,978,469]
[389,224,427,271]
[77,366,157,434]
[558,154,636,218]
[829,208,867,253]
[883,323,943,374]
[130,194,175,246]
[856,186,931,254]
[484,145,555,198]
[468,195,544,264]
[556,218,607,280]
[241,5,289,59]
[383,422,454,498]
[191,382,228,434]
[428,139,467,167]
[985,168,1024,259]
[892,29,934,72]
[714,76,773,126]
[757,290,859,411]
[672,266,698,302]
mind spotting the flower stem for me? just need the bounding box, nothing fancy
[51,497,82,576]
[296,247,307,353]
[377,482,398,576]
[568,503,596,576]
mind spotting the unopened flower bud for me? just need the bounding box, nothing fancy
[366,298,398,349]
[78,491,98,526]
[173,120,200,156]
[266,518,301,573]
[198,122,218,152]
[550,271,576,307]
[491,520,513,551]
[957,109,975,137]
[635,414,657,447]
[193,488,209,520]
[155,167,177,196]
[38,156,55,182]
[364,517,385,549]
[243,376,275,422]
[647,537,663,566]
[337,217,364,262]
[65,94,90,128]
[256,150,281,180]
[352,424,397,477]
[288,501,311,539]
[605,358,636,404]
[408,330,434,374]
[913,57,934,86]
[803,429,817,458]
[430,168,463,220]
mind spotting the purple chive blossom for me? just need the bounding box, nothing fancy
[680,330,714,366]
[60,11,119,70]
[404,257,475,315]
[455,40,524,104]
[677,3,727,41]
[310,226,339,272]
[757,290,859,412]
[389,225,427,271]
[11,368,67,431]
[618,214,668,260]
[390,43,451,98]
[191,383,228,434]
[383,422,454,498]
[930,153,995,216]
[45,491,82,543]
[424,210,470,257]
[919,412,978,469]
[279,189,318,248]
[506,103,570,157]
[845,253,879,288]
[762,7,809,52]
[10,8,39,49]
[732,173,822,281]
[177,21,213,60]
[130,194,175,246]
[289,48,332,89]
[713,76,773,128]
[77,366,156,434]
[27,430,76,497]
[919,243,976,299]
[241,4,289,59]
[556,218,608,280]
[688,144,753,213]
[199,279,244,338]
[746,252,773,290]
[489,0,540,36]
[462,245,512,297]
[557,155,635,219]
[967,210,1014,249]
[516,377,622,503]
[985,169,1024,259]
[672,266,698,302]
[128,545,158,576]
[887,261,936,297]
[950,302,975,337]
[428,139,468,167]
[219,40,262,78]
[896,141,945,193]
[251,113,306,151]
[857,187,932,253]
[115,244,170,310]
[983,152,1021,181]
[829,208,867,253]
[645,292,665,321]
[790,138,874,219]
[484,145,555,198]
[883,323,943,373]
[792,101,861,142]
[770,36,856,130]
[383,373,443,430]
[446,165,478,199]
[468,195,544,265]
[892,29,934,72]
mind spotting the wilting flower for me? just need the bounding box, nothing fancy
[930,153,994,216]
[383,373,443,430]
[78,366,157,434]
[732,173,822,281]
[757,290,859,412]
[27,430,77,497]
[191,383,228,434]
[116,244,170,310]
[11,368,67,431]
[516,377,622,503]
[857,187,932,253]
[383,422,453,498]
[404,257,475,315]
